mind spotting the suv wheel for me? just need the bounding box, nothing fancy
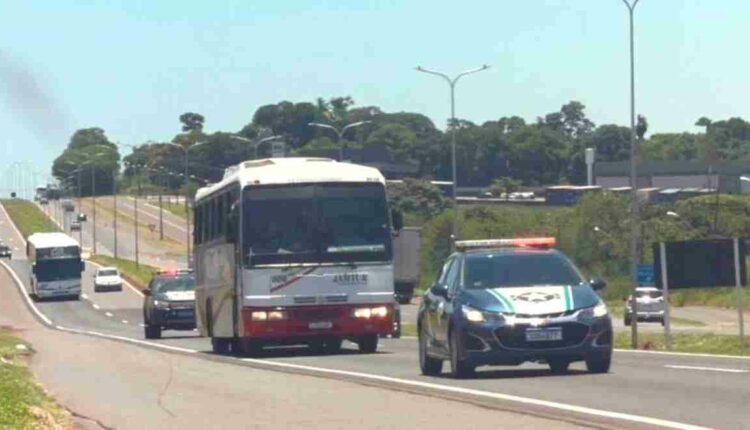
[549,359,571,374]
[144,325,161,339]
[357,334,378,353]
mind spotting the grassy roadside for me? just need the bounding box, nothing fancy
[162,201,190,220]
[614,332,750,356]
[0,200,60,238]
[89,255,157,290]
[0,328,70,429]
[402,323,747,356]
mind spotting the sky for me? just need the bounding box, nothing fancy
[1,0,749,187]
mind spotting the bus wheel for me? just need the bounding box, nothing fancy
[239,339,263,357]
[358,335,378,354]
[211,337,230,354]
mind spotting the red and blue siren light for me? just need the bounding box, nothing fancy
[455,237,556,251]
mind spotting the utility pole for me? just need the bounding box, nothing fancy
[622,0,641,349]
[91,164,97,255]
[113,171,118,259]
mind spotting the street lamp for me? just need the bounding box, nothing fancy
[80,148,110,255]
[167,140,211,267]
[415,64,490,243]
[308,121,371,162]
[229,134,284,159]
[622,0,641,350]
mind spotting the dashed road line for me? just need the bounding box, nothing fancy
[122,320,129,324]
[664,365,748,374]
[105,312,114,318]
[92,304,100,310]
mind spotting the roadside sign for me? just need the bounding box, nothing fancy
[637,264,655,286]
[653,239,746,289]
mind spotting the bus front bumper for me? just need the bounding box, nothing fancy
[241,304,394,341]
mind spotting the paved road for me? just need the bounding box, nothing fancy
[4,203,750,429]
[43,198,186,269]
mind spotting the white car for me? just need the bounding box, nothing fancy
[624,287,665,326]
[94,267,123,292]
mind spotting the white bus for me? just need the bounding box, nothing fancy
[27,232,85,300]
[193,158,401,355]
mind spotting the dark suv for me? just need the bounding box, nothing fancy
[0,244,11,259]
[143,269,196,339]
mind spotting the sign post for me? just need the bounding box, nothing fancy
[734,238,746,355]
[659,242,671,350]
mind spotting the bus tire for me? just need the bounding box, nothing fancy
[211,337,231,354]
[358,334,378,354]
[239,339,263,357]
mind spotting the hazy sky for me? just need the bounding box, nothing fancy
[2,0,749,184]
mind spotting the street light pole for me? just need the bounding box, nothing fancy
[622,0,641,349]
[415,65,490,243]
[113,169,118,260]
[91,164,97,255]
[308,122,371,161]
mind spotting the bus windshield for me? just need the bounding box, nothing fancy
[243,183,391,265]
[35,258,82,282]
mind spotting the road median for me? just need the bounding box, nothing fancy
[0,200,60,238]
[89,254,157,291]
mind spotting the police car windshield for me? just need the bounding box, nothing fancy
[464,252,583,289]
[153,276,195,293]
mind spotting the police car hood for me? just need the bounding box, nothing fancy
[460,285,600,315]
[158,290,195,302]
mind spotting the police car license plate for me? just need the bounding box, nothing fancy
[309,321,333,330]
[525,327,563,342]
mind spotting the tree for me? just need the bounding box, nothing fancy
[52,127,120,196]
[636,115,648,140]
[490,177,521,197]
[365,124,417,159]
[387,179,448,223]
[179,112,205,132]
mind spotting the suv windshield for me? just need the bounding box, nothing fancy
[152,276,195,293]
[464,252,584,289]
[636,290,663,299]
[243,183,391,265]
[98,269,118,277]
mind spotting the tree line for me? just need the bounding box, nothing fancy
[51,96,750,196]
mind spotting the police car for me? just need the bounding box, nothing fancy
[417,238,612,378]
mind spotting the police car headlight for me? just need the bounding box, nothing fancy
[593,302,608,317]
[462,306,486,323]
[579,302,609,320]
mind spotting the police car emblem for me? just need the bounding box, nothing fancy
[511,291,560,303]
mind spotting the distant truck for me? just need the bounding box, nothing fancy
[392,227,421,304]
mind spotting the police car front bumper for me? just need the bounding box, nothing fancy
[456,313,612,367]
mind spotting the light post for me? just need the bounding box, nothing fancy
[307,122,370,162]
[78,149,109,255]
[167,141,210,267]
[227,134,283,159]
[415,64,490,243]
[622,0,641,349]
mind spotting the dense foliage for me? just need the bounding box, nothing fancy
[51,97,750,196]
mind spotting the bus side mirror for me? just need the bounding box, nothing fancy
[391,209,404,232]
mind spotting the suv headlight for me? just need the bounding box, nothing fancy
[153,300,170,310]
[462,305,486,323]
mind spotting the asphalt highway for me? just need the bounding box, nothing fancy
[3,202,750,429]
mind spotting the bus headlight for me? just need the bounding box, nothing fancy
[252,310,287,321]
[251,311,268,321]
[353,306,389,319]
[268,311,287,321]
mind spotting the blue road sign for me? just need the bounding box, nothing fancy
[638,264,655,286]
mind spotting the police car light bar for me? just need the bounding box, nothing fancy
[455,237,556,251]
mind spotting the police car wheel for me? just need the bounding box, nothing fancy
[449,329,475,379]
[419,325,442,376]
[586,352,611,374]
[144,325,161,340]
[548,359,571,374]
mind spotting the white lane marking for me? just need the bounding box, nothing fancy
[664,365,748,374]
[82,293,89,299]
[0,260,52,325]
[121,320,129,324]
[237,358,710,430]
[92,304,100,310]
[615,348,750,361]
[105,312,114,318]
[139,323,146,327]
[87,260,144,298]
